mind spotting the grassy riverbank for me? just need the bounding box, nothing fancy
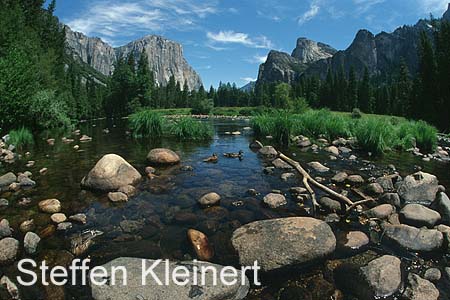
[252,109,438,154]
[129,110,213,140]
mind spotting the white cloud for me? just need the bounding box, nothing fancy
[298,0,321,25]
[353,0,385,14]
[206,31,274,49]
[418,0,448,15]
[66,0,218,45]
[246,54,268,64]
[241,77,256,83]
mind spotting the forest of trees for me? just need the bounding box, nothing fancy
[0,1,449,132]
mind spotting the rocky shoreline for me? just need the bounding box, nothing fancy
[1,125,450,300]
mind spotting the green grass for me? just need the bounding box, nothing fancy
[168,117,213,140]
[251,109,438,154]
[129,110,164,138]
[8,127,34,149]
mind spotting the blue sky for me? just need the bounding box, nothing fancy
[51,0,449,88]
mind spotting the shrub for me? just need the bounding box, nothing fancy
[8,127,34,149]
[168,117,213,140]
[292,97,310,114]
[191,98,213,115]
[351,108,362,119]
[29,90,72,129]
[129,110,164,138]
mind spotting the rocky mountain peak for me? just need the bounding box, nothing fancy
[444,3,450,21]
[65,26,202,90]
[291,38,337,64]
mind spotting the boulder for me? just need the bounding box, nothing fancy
[376,176,394,192]
[81,154,142,191]
[0,172,16,188]
[432,192,450,225]
[231,217,336,271]
[0,238,19,265]
[399,204,441,228]
[108,192,128,203]
[334,255,402,300]
[397,172,439,205]
[263,193,287,208]
[272,158,292,169]
[307,162,330,173]
[402,273,439,300]
[0,276,19,300]
[280,173,295,181]
[24,232,41,255]
[19,220,35,233]
[118,185,137,197]
[38,199,61,213]
[57,222,72,231]
[258,146,278,157]
[90,257,249,300]
[198,192,221,207]
[147,148,180,165]
[187,229,214,261]
[382,224,443,252]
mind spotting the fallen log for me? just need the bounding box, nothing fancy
[278,152,355,211]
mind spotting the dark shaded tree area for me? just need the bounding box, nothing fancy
[0,0,106,131]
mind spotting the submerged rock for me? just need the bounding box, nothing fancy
[331,172,348,184]
[147,148,180,165]
[198,192,221,207]
[0,172,16,188]
[108,192,128,203]
[231,217,336,271]
[187,229,214,261]
[81,154,142,191]
[90,257,249,300]
[397,172,439,205]
[424,268,441,282]
[38,199,61,213]
[402,273,439,300]
[51,213,67,224]
[400,204,441,228]
[334,255,402,300]
[382,224,443,252]
[0,276,20,300]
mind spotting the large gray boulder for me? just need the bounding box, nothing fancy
[396,172,439,205]
[90,257,249,300]
[334,255,402,300]
[147,148,180,165]
[231,217,336,271]
[399,204,441,228]
[81,154,142,191]
[382,224,443,252]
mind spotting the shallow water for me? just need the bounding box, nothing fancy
[1,118,449,299]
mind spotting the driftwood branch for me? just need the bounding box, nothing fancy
[278,153,355,209]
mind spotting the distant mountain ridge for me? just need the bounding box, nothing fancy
[257,5,450,84]
[65,26,203,90]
